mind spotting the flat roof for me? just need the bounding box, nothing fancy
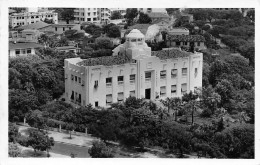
[166,34,205,42]
[9,42,44,50]
[77,54,132,67]
[17,21,51,30]
[151,48,192,59]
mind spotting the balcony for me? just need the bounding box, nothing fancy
[118,81,124,85]
[106,83,112,87]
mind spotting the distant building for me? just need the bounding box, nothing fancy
[147,12,171,23]
[168,27,189,35]
[55,46,81,55]
[64,29,202,107]
[9,10,58,28]
[110,8,126,17]
[16,21,51,31]
[166,34,206,50]
[9,29,42,43]
[74,8,111,24]
[139,8,167,14]
[9,42,44,57]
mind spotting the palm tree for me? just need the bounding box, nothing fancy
[184,100,200,125]
[171,97,182,121]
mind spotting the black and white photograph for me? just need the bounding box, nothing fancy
[0,0,259,164]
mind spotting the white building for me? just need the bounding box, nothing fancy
[74,8,111,24]
[110,8,126,16]
[139,8,167,14]
[9,11,58,28]
[64,29,202,107]
[9,42,44,58]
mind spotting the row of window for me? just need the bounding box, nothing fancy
[160,83,187,97]
[176,42,201,46]
[55,27,72,32]
[15,49,31,55]
[71,75,82,84]
[106,91,135,105]
[159,68,198,79]
[15,15,53,19]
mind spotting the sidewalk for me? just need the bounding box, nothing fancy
[20,146,70,158]
[18,125,98,147]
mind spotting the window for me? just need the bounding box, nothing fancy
[63,27,65,31]
[171,85,177,94]
[93,12,96,16]
[78,77,81,83]
[88,12,90,16]
[118,92,124,102]
[181,83,187,94]
[182,68,187,76]
[130,74,135,83]
[145,71,151,81]
[31,16,34,19]
[106,94,112,105]
[94,80,98,88]
[93,18,97,21]
[71,74,74,80]
[75,76,77,82]
[15,49,20,55]
[171,69,178,78]
[118,76,124,84]
[55,27,57,31]
[176,42,180,46]
[131,39,136,42]
[184,42,187,45]
[130,90,135,97]
[71,91,74,100]
[87,18,91,21]
[95,101,98,107]
[160,70,166,79]
[77,94,81,104]
[69,27,72,30]
[194,68,198,77]
[106,77,112,86]
[197,42,200,46]
[36,16,39,18]
[82,80,85,86]
[160,86,166,97]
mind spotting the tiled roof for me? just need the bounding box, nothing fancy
[9,42,44,50]
[55,46,80,50]
[166,34,205,42]
[151,48,191,60]
[128,24,151,35]
[77,54,132,67]
[17,21,51,30]
[147,12,170,18]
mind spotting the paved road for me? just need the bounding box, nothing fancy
[51,142,90,158]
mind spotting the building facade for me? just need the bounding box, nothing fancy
[166,34,206,50]
[9,11,58,28]
[74,8,111,24]
[64,29,203,107]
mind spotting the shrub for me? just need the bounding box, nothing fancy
[88,140,114,158]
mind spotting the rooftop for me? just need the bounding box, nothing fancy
[9,42,44,50]
[126,29,145,38]
[77,54,132,67]
[55,46,81,50]
[166,34,205,42]
[151,48,192,60]
[147,12,170,18]
[17,21,51,30]
[128,24,151,35]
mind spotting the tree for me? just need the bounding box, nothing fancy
[9,123,19,143]
[166,8,179,15]
[26,110,47,130]
[9,143,21,157]
[111,11,122,20]
[107,25,121,38]
[215,79,234,108]
[61,8,75,24]
[125,8,138,25]
[65,123,76,139]
[182,91,200,124]
[247,9,255,22]
[43,18,54,24]
[138,12,152,24]
[88,140,114,158]
[27,128,54,155]
[38,34,50,48]
[201,86,221,117]
[84,24,102,38]
[95,37,112,49]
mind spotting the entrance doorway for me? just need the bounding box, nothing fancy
[145,88,151,99]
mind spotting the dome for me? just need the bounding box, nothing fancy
[126,29,144,38]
